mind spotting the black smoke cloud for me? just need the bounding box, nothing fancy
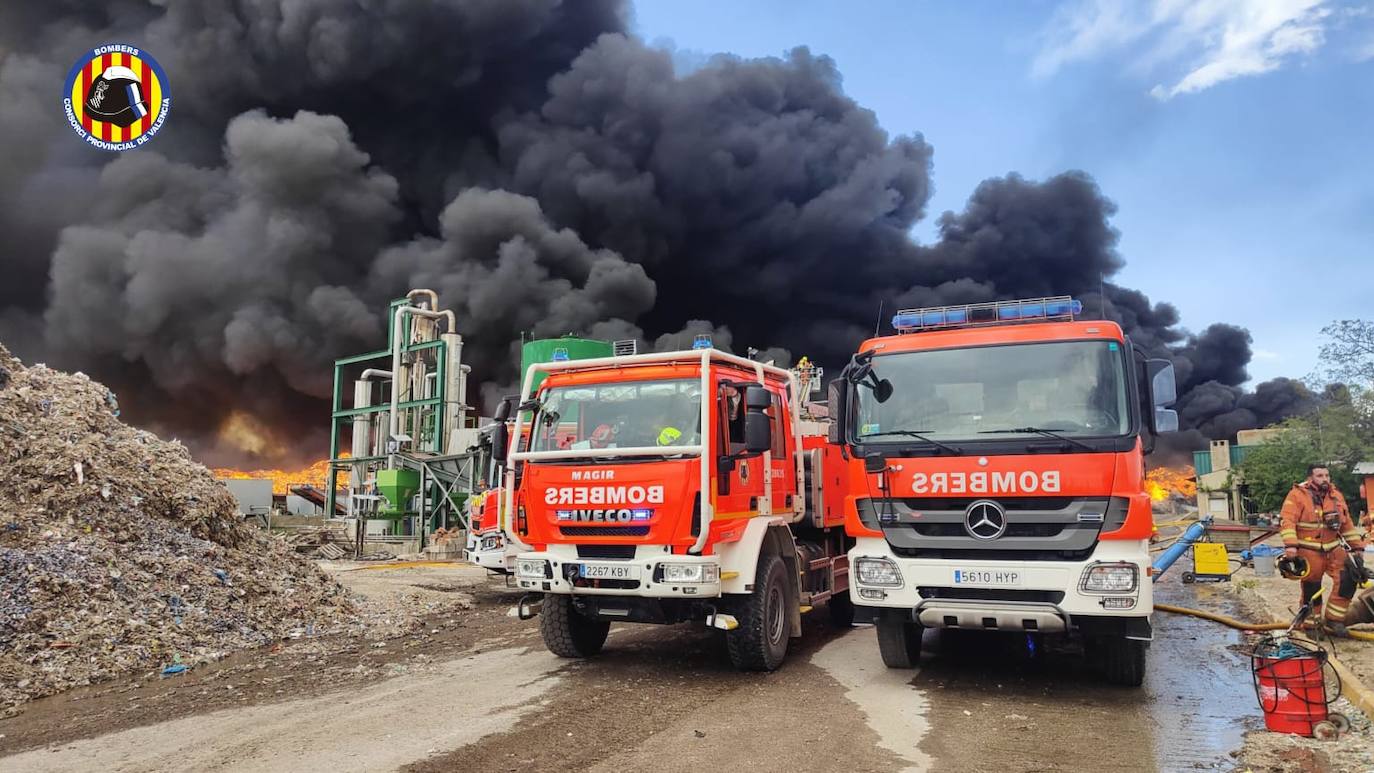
[0,0,1312,465]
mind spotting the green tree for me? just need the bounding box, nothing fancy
[1235,392,1373,514]
[1319,319,1374,386]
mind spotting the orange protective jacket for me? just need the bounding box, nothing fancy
[1280,481,1364,552]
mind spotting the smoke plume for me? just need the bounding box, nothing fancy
[0,0,1313,466]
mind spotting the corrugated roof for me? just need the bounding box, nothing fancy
[1355,462,1374,475]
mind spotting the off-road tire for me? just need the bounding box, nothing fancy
[1095,636,1147,687]
[726,552,791,671]
[876,617,923,669]
[540,595,610,658]
[828,591,855,628]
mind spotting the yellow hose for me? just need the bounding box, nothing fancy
[1154,603,1289,631]
[1154,603,1374,640]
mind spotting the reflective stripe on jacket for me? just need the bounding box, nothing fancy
[1280,482,1363,551]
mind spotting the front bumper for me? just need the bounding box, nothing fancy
[848,537,1152,635]
[513,545,722,599]
[464,532,513,572]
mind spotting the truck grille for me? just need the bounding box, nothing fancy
[860,496,1127,562]
[559,525,650,538]
[575,545,636,560]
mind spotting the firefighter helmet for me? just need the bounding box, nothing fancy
[85,65,148,128]
[1278,555,1311,581]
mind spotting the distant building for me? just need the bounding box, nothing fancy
[1192,433,1281,521]
[219,478,273,520]
[1355,462,1374,518]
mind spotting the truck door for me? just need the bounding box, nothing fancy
[716,381,765,518]
[766,389,795,515]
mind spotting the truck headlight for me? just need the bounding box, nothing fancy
[1080,562,1138,593]
[661,563,719,583]
[516,558,550,579]
[855,557,903,588]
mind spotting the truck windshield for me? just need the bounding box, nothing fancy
[855,340,1129,442]
[530,378,702,452]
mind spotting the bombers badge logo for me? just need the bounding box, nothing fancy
[63,44,170,151]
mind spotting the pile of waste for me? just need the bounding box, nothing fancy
[0,344,354,716]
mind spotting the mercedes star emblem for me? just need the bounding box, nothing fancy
[964,499,1007,540]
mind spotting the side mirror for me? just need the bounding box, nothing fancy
[491,423,510,463]
[1147,359,1177,407]
[744,413,771,454]
[874,378,893,404]
[827,379,847,444]
[743,385,772,454]
[744,384,772,410]
[494,395,515,422]
[1154,408,1179,434]
[864,452,887,474]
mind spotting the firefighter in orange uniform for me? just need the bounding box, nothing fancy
[1281,464,1366,634]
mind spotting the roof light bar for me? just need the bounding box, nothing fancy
[892,296,1082,333]
[691,334,713,350]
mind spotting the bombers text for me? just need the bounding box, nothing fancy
[544,485,666,505]
[910,470,1061,495]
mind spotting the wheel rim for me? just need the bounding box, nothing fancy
[767,583,785,646]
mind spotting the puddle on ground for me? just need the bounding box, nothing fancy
[1149,580,1262,769]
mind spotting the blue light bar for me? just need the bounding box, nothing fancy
[552,348,570,361]
[892,296,1082,333]
[691,334,713,350]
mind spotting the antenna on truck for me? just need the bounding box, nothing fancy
[874,300,884,337]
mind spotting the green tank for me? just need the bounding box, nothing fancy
[520,336,613,392]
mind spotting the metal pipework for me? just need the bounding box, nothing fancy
[389,303,457,443]
[1151,516,1212,582]
[351,369,392,487]
[406,288,439,311]
[441,332,470,453]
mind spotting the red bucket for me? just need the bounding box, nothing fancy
[1251,643,1330,736]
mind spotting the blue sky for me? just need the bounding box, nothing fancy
[632,0,1374,385]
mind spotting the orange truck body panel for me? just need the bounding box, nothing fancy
[513,359,808,555]
[843,318,1149,540]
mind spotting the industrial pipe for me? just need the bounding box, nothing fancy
[406,288,439,311]
[389,303,457,442]
[1151,517,1211,582]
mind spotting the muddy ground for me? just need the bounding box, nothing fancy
[1218,551,1374,773]
[2,560,1368,772]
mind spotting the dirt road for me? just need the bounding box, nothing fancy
[0,565,1321,772]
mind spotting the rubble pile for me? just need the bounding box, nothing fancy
[0,344,354,716]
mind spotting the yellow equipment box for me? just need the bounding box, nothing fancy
[1193,542,1231,577]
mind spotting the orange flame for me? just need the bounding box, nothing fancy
[213,455,349,496]
[1146,466,1196,502]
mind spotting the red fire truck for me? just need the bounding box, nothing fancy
[831,297,1178,685]
[502,342,851,670]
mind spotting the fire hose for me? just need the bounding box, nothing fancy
[1155,602,1374,641]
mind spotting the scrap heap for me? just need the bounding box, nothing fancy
[0,344,354,716]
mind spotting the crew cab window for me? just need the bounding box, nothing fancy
[720,385,746,452]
